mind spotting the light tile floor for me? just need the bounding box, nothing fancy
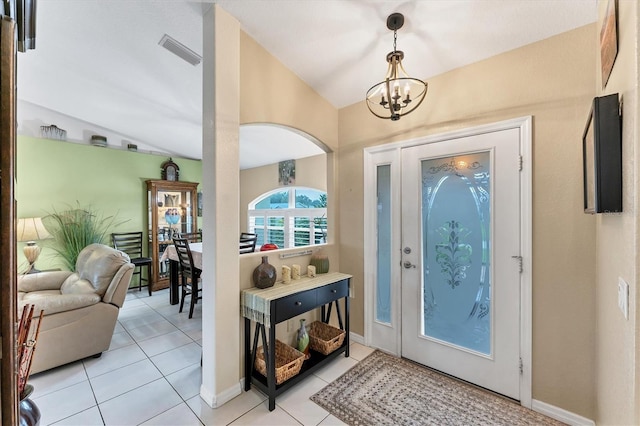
[30,288,374,426]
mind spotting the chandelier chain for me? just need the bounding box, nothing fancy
[393,30,397,53]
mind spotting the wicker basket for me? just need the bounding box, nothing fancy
[255,340,305,385]
[308,321,346,355]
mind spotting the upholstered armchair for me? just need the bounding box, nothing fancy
[18,243,134,374]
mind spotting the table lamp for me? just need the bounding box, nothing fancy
[17,217,52,273]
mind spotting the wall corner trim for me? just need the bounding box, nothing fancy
[200,381,243,408]
[531,399,595,426]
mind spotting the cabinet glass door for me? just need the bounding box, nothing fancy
[156,189,193,279]
[146,180,199,291]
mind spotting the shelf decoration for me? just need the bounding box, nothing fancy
[40,124,66,140]
[296,318,310,359]
[253,256,277,289]
[161,158,180,181]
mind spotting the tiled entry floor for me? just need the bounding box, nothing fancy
[29,288,374,425]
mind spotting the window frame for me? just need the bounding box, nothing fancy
[248,187,327,249]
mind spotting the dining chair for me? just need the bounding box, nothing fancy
[179,231,202,243]
[112,232,153,296]
[173,237,202,318]
[239,232,257,254]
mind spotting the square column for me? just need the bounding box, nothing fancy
[200,4,241,407]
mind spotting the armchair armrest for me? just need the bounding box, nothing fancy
[18,271,73,293]
[102,263,134,308]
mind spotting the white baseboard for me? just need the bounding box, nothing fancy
[350,332,365,345]
[200,381,242,408]
[532,399,595,426]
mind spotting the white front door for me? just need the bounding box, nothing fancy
[400,128,522,399]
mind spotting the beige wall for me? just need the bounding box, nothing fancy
[338,25,597,418]
[239,33,338,152]
[239,153,327,230]
[594,1,639,424]
[239,30,339,254]
[236,30,340,379]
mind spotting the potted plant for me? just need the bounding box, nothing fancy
[45,203,125,271]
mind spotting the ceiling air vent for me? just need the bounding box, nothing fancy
[158,34,202,66]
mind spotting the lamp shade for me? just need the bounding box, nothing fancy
[17,217,52,242]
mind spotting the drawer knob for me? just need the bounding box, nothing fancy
[331,289,337,293]
[295,301,302,306]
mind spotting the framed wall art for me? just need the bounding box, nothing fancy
[278,159,296,186]
[582,93,622,214]
[600,0,618,88]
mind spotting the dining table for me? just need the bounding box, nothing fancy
[160,242,202,305]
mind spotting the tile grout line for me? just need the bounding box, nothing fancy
[72,289,199,424]
[134,289,206,425]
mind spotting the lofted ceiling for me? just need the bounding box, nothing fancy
[17,0,597,167]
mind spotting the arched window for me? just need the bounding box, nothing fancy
[248,187,327,249]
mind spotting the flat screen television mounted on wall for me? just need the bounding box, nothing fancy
[582,93,622,214]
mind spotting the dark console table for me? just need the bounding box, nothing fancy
[241,272,351,411]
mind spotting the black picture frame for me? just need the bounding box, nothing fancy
[582,93,622,214]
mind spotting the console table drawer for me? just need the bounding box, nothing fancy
[273,290,317,322]
[317,280,348,305]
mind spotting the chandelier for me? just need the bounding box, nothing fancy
[366,13,428,121]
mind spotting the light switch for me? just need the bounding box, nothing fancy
[618,277,629,320]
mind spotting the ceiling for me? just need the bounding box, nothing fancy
[17,0,596,166]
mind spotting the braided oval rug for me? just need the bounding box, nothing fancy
[310,350,565,426]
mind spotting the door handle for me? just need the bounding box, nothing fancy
[403,261,416,269]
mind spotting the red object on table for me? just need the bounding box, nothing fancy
[260,243,279,251]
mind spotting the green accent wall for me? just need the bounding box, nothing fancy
[16,136,202,272]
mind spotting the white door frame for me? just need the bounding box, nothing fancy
[363,116,532,407]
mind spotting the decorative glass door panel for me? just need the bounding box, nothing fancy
[376,164,392,324]
[421,153,490,355]
[366,149,401,356]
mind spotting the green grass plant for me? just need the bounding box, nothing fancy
[45,203,126,271]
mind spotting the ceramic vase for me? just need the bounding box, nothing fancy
[253,256,277,289]
[297,319,310,359]
[309,251,330,274]
[19,384,41,426]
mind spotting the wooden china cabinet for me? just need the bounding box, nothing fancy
[146,180,199,290]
